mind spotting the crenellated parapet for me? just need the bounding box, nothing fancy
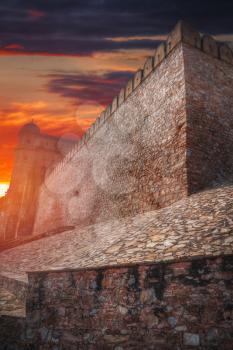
[46,20,233,183]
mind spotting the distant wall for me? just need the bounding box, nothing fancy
[26,255,233,349]
[184,43,233,192]
[0,211,6,240]
[33,43,187,235]
[1,128,75,241]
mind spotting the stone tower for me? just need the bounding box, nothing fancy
[3,122,75,240]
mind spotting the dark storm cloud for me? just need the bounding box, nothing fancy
[1,37,162,56]
[46,71,133,106]
[0,0,233,56]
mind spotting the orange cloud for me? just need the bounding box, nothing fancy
[0,100,99,183]
[108,35,167,42]
[0,50,85,57]
[0,45,150,184]
[28,9,46,19]
[4,43,25,50]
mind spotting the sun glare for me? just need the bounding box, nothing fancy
[0,183,9,197]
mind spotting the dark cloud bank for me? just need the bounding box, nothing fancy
[46,71,133,106]
[1,1,233,108]
[0,0,233,56]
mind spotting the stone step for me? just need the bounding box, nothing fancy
[0,288,25,317]
[0,273,27,303]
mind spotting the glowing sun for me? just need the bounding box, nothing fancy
[0,184,9,197]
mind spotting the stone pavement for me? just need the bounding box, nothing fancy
[0,184,233,284]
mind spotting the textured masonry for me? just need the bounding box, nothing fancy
[46,21,233,183]
[33,21,233,236]
[34,41,188,235]
[24,255,233,350]
[1,20,233,350]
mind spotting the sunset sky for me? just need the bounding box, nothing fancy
[0,0,233,188]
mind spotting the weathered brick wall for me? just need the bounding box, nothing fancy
[184,43,233,192]
[33,43,187,235]
[26,255,233,349]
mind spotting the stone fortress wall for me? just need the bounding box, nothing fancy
[34,40,187,234]
[26,255,233,350]
[0,21,233,350]
[33,21,233,236]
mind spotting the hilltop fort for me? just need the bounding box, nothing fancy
[0,21,233,349]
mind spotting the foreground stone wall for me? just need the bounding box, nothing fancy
[0,315,33,350]
[33,42,187,235]
[26,254,233,349]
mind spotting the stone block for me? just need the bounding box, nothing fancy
[154,43,166,67]
[91,123,96,134]
[202,35,219,58]
[207,328,218,344]
[133,69,143,88]
[118,88,125,105]
[168,316,177,327]
[99,111,105,124]
[79,138,83,147]
[143,57,154,78]
[166,20,201,54]
[111,97,118,113]
[140,288,156,304]
[219,43,233,65]
[84,130,90,141]
[95,116,100,126]
[70,148,76,157]
[105,105,112,119]
[125,79,133,98]
[85,130,90,141]
[183,333,200,346]
[89,125,93,136]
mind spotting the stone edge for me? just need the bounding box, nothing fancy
[26,252,233,277]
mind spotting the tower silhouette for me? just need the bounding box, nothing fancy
[4,122,75,240]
